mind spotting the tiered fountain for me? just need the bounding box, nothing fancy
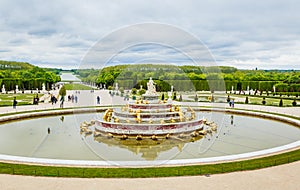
[92,78,212,141]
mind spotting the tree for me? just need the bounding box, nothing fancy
[131,88,137,95]
[59,85,66,97]
[138,89,146,95]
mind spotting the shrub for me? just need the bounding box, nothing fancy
[245,96,249,104]
[138,89,146,96]
[279,99,283,107]
[119,87,124,94]
[131,88,137,95]
[172,92,177,100]
[292,99,297,106]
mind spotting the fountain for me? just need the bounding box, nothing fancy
[90,78,211,140]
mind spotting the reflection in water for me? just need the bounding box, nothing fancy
[60,116,65,122]
[92,134,204,160]
[0,112,299,162]
[231,115,234,125]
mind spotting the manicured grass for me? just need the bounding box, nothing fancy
[63,83,94,90]
[0,94,41,106]
[188,93,299,107]
[242,96,294,106]
[0,149,299,178]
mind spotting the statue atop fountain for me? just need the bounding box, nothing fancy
[145,77,158,96]
[89,77,211,142]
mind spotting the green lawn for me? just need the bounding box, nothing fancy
[63,83,94,90]
[0,94,41,106]
[0,148,299,178]
[187,92,299,107]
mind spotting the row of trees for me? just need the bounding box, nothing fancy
[0,61,61,91]
[74,64,300,92]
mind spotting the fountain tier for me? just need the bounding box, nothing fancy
[94,78,205,139]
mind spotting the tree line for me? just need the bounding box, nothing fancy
[74,64,300,93]
[0,61,61,91]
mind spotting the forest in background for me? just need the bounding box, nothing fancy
[1,60,299,94]
[0,60,61,91]
[74,64,300,94]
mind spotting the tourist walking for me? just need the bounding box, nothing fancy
[51,95,57,105]
[97,96,100,104]
[13,97,17,109]
[60,96,65,108]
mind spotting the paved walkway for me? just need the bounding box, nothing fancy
[2,90,299,118]
[0,90,299,190]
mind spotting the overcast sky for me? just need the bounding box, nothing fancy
[0,0,299,70]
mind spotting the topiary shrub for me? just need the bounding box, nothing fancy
[279,99,283,107]
[292,99,297,106]
[119,87,124,94]
[138,89,146,96]
[245,96,249,104]
[131,88,137,95]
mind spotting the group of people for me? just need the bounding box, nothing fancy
[12,91,103,109]
[51,95,58,105]
[67,94,78,103]
[227,95,235,108]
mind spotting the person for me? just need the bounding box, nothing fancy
[74,95,78,103]
[60,96,65,108]
[33,94,39,105]
[97,96,100,104]
[227,95,230,103]
[51,95,55,105]
[231,99,235,108]
[13,97,17,109]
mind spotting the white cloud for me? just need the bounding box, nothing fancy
[0,0,299,69]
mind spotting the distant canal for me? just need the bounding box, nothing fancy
[60,72,81,82]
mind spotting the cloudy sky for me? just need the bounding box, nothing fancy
[0,0,299,70]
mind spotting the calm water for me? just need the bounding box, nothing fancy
[0,112,299,162]
[60,72,81,82]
